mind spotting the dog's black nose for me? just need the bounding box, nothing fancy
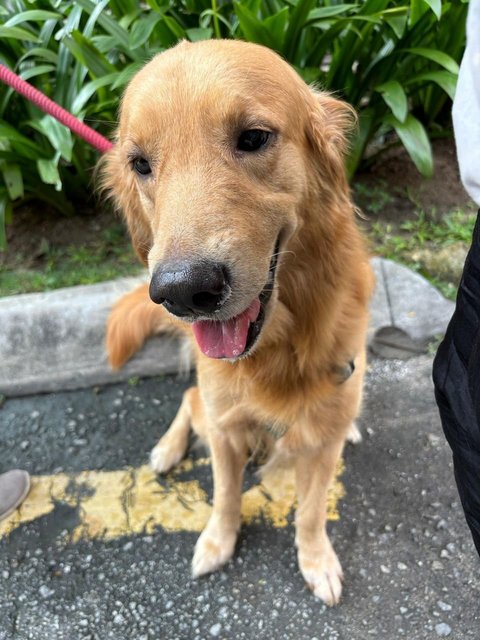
[149,260,229,316]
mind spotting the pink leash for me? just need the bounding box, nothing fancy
[0,63,113,154]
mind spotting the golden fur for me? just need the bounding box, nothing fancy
[102,39,374,605]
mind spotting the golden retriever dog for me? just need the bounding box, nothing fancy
[102,39,373,606]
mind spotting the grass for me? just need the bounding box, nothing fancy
[369,207,476,254]
[0,224,142,297]
[367,207,477,300]
[354,181,395,215]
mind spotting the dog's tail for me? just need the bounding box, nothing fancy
[106,283,185,369]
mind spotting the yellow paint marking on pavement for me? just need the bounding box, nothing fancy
[0,457,345,541]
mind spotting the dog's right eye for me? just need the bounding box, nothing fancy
[236,129,270,152]
[132,157,152,176]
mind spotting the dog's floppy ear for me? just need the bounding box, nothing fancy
[97,145,152,266]
[307,89,357,184]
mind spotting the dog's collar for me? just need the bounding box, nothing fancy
[261,360,355,440]
[262,421,289,440]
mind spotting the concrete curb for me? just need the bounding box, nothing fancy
[0,259,454,397]
[0,276,182,397]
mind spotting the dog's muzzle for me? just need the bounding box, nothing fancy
[149,260,231,317]
[149,239,281,360]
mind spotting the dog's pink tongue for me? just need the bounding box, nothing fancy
[192,298,261,359]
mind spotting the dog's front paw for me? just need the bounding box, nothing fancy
[150,440,184,474]
[298,538,343,606]
[346,421,362,445]
[191,525,237,578]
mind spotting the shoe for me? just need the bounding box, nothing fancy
[0,470,31,521]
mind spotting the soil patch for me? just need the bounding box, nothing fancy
[0,202,141,297]
[1,204,131,270]
[354,138,474,226]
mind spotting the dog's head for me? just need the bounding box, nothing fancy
[102,39,355,360]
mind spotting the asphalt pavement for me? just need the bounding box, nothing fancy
[0,356,480,640]
[1,355,479,639]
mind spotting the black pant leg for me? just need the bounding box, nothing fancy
[433,211,480,557]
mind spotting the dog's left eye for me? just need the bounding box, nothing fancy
[236,129,270,152]
[132,157,152,176]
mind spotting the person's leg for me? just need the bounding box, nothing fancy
[0,470,31,521]
[433,212,480,556]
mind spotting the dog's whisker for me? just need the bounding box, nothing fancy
[271,250,296,259]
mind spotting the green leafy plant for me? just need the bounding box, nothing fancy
[0,0,469,249]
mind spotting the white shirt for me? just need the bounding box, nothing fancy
[453,0,480,207]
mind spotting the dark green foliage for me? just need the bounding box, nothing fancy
[0,0,469,247]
